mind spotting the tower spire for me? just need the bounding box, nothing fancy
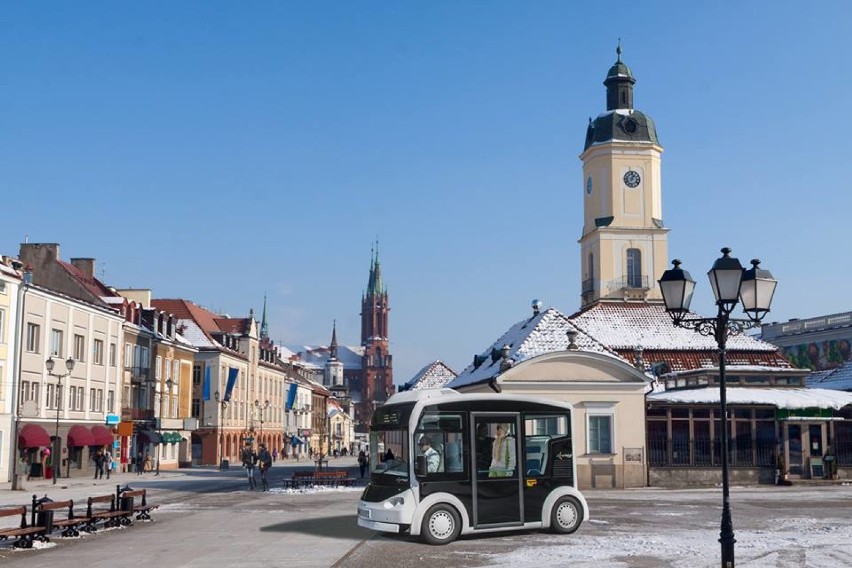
[366,239,384,296]
[260,293,268,339]
[330,319,339,360]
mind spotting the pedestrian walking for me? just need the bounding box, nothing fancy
[241,442,257,490]
[93,449,105,479]
[358,450,368,478]
[258,443,273,492]
[272,448,278,463]
[104,448,113,479]
[136,449,144,475]
[144,451,152,473]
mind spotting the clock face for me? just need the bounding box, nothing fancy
[586,176,592,195]
[623,170,641,188]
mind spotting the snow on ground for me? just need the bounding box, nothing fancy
[473,486,852,567]
[477,520,852,567]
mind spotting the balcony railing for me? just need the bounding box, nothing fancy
[129,408,155,421]
[128,367,151,383]
[581,278,596,294]
[618,275,649,290]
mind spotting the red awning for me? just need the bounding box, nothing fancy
[67,425,95,447]
[90,425,114,446]
[19,424,52,448]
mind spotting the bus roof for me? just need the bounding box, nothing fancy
[384,388,575,412]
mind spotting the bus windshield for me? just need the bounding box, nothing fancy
[369,430,409,483]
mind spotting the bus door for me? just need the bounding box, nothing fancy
[472,414,523,527]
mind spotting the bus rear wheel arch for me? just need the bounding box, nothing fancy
[550,495,583,534]
[421,503,462,545]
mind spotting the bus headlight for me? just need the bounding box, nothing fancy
[384,496,405,508]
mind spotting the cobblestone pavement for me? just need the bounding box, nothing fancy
[3,464,851,568]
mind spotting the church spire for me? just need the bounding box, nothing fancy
[260,293,268,339]
[366,240,384,296]
[604,40,636,111]
[330,319,339,360]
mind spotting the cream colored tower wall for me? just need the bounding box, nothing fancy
[579,141,668,305]
[581,144,663,234]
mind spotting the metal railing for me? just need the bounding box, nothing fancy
[649,434,777,468]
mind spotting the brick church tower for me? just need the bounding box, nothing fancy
[359,245,393,426]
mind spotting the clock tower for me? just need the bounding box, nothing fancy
[579,44,669,308]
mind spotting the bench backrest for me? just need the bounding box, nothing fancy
[0,507,27,530]
[87,495,115,515]
[315,471,346,478]
[121,490,145,499]
[36,500,73,512]
[0,506,26,519]
[293,471,315,479]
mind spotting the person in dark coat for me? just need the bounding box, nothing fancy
[93,449,105,479]
[358,450,368,478]
[257,443,273,492]
[241,443,258,490]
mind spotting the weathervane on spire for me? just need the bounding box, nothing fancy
[616,38,622,62]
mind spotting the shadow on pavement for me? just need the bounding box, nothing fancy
[260,514,373,541]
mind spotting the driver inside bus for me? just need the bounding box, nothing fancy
[418,436,441,473]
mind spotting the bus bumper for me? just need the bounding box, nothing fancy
[358,517,400,533]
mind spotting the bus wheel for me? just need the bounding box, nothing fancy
[550,496,583,534]
[421,504,461,545]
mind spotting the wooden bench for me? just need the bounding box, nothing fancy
[84,494,131,532]
[283,469,355,489]
[32,497,85,538]
[117,488,158,521]
[0,506,46,549]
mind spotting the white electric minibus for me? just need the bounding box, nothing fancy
[357,388,588,544]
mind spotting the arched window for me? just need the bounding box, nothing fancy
[627,248,642,288]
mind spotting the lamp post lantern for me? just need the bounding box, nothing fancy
[155,378,174,476]
[658,248,777,568]
[45,356,75,485]
[254,399,270,446]
[214,390,229,469]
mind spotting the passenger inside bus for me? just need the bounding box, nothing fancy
[488,423,516,477]
[418,436,442,473]
[475,423,494,475]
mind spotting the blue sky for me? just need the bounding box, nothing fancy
[1,2,849,383]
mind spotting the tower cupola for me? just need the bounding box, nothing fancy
[604,42,635,111]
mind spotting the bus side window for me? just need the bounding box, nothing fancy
[525,441,546,476]
[416,412,465,476]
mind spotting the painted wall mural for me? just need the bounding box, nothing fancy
[783,338,852,371]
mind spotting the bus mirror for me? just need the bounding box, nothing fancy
[415,455,428,477]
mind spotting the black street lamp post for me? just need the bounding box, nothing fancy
[658,248,777,568]
[254,399,270,445]
[45,356,76,485]
[155,378,174,476]
[214,390,229,469]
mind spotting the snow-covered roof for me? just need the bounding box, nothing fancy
[449,308,620,389]
[177,318,216,349]
[570,302,780,352]
[0,263,19,277]
[295,344,364,370]
[807,362,852,391]
[404,360,457,391]
[648,387,852,409]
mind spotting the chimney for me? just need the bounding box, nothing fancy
[19,243,60,274]
[634,346,645,370]
[70,258,96,278]
[499,345,513,372]
[531,299,542,317]
[566,329,579,351]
